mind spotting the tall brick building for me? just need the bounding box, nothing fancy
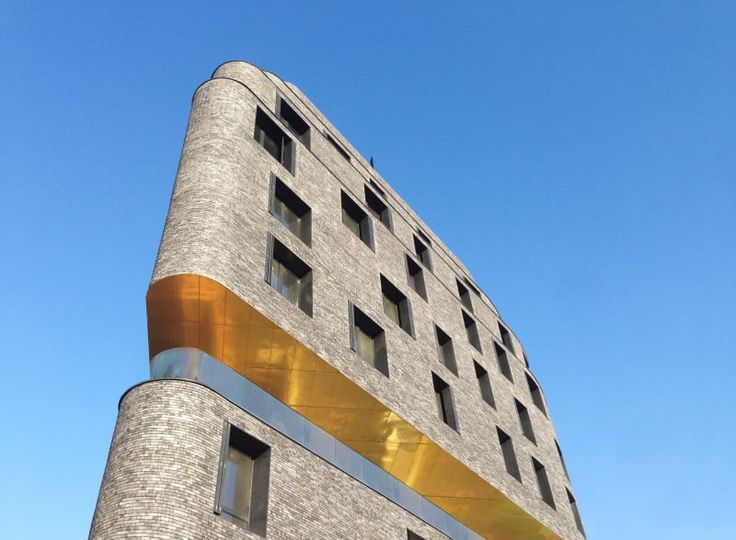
[90,61,584,540]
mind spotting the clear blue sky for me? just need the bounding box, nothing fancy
[1,2,734,539]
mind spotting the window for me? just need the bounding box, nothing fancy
[515,399,536,444]
[498,322,515,353]
[462,310,482,353]
[494,342,513,382]
[254,107,294,172]
[497,428,521,481]
[349,303,388,376]
[380,275,414,336]
[413,235,432,270]
[434,325,457,375]
[464,277,481,297]
[277,97,310,147]
[325,131,351,161]
[432,372,458,430]
[368,178,386,198]
[364,185,392,230]
[215,424,270,536]
[405,255,427,301]
[266,235,312,316]
[473,360,495,408]
[532,458,556,508]
[269,176,311,245]
[567,489,585,535]
[341,191,374,249]
[457,279,473,312]
[555,440,570,480]
[526,373,547,416]
[407,530,426,540]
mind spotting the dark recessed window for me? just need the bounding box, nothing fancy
[341,191,374,249]
[413,235,432,270]
[364,185,392,230]
[464,277,480,297]
[254,107,294,173]
[277,97,310,148]
[522,350,530,367]
[349,303,388,376]
[532,458,556,508]
[567,489,585,536]
[457,279,473,312]
[515,399,536,444]
[494,342,513,382]
[462,310,482,353]
[380,275,414,336]
[473,360,495,408]
[526,373,547,416]
[497,427,521,481]
[325,131,351,161]
[498,322,515,354]
[432,372,458,431]
[266,235,312,317]
[555,440,570,480]
[434,325,457,375]
[368,179,386,198]
[269,176,311,245]
[405,255,427,301]
[215,424,270,536]
[407,530,426,540]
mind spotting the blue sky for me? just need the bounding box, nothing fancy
[1,2,734,538]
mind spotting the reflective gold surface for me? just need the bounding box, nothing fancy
[147,274,560,540]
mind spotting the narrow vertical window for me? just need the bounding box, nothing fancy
[567,489,585,535]
[497,428,521,481]
[462,310,482,352]
[432,372,458,431]
[498,322,515,354]
[380,275,414,336]
[265,236,312,316]
[349,303,388,376]
[515,399,536,444]
[269,176,311,245]
[526,373,548,416]
[254,107,294,172]
[341,191,374,249]
[532,458,556,508]
[555,440,570,480]
[457,279,473,312]
[364,185,392,230]
[215,424,270,536]
[277,97,310,147]
[434,325,457,375]
[473,360,495,408]
[405,255,427,301]
[494,342,514,382]
[413,235,432,270]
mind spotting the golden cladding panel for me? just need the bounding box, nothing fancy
[146,274,560,540]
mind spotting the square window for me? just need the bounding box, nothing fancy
[266,235,312,317]
[325,131,351,161]
[462,310,482,353]
[269,176,311,245]
[413,235,432,270]
[215,424,270,536]
[497,427,521,482]
[405,255,427,301]
[494,342,514,382]
[498,322,515,354]
[457,279,473,312]
[532,457,556,508]
[277,97,310,148]
[380,275,414,336]
[432,372,458,431]
[364,185,392,230]
[435,325,457,375]
[526,373,548,416]
[515,399,536,444]
[341,191,374,249]
[349,303,388,376]
[473,360,495,408]
[254,107,294,173]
